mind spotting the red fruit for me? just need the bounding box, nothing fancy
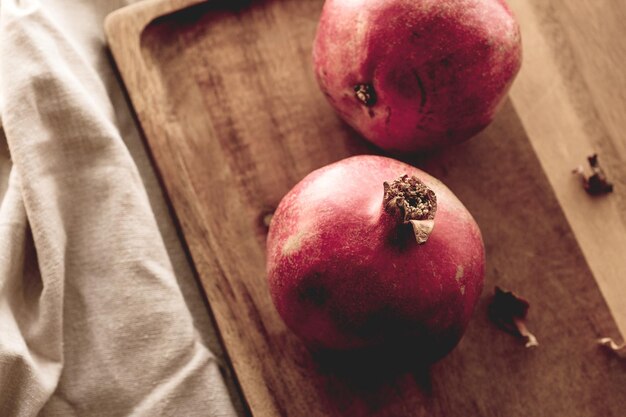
[313,0,522,152]
[266,155,485,362]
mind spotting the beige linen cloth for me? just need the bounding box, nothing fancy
[0,0,240,416]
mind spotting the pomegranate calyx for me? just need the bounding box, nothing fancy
[354,83,377,107]
[383,175,437,244]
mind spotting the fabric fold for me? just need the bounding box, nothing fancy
[0,0,239,415]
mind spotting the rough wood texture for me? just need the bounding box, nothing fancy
[105,1,626,416]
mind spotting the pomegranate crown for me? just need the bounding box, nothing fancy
[383,175,437,244]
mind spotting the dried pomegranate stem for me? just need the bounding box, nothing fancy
[572,153,614,195]
[383,175,437,244]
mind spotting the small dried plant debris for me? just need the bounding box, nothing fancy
[572,154,614,195]
[263,212,274,228]
[488,287,538,348]
[598,337,626,358]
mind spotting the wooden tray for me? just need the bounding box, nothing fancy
[105,1,626,416]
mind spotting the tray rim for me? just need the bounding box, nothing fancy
[104,1,626,416]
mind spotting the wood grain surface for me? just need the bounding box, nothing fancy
[507,0,626,338]
[105,1,626,416]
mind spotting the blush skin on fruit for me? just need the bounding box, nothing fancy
[266,155,485,363]
[313,0,522,152]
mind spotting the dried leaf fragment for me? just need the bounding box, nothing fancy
[488,287,538,348]
[572,154,614,195]
[598,337,626,358]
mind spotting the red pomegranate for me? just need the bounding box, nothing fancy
[266,155,485,362]
[313,0,522,152]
